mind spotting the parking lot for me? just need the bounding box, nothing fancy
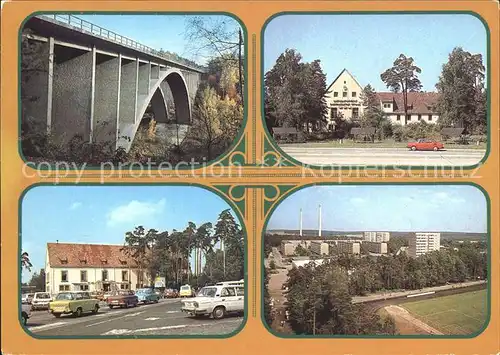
[24,298,244,336]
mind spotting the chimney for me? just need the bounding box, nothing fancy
[299,208,303,236]
[318,204,322,237]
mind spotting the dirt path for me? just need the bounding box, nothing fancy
[384,305,443,335]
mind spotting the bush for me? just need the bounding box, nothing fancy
[269,260,277,270]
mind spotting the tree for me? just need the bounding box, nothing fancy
[214,209,243,280]
[263,268,274,326]
[29,269,46,292]
[264,49,327,133]
[381,54,422,125]
[360,84,388,140]
[122,226,158,287]
[184,16,244,100]
[21,251,33,271]
[435,47,486,134]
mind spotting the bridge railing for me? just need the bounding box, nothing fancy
[38,14,205,72]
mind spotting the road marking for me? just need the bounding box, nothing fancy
[86,311,145,327]
[166,311,179,314]
[29,322,67,332]
[145,317,160,321]
[101,319,242,335]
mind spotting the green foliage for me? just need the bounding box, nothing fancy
[21,251,33,272]
[360,84,389,140]
[269,260,277,270]
[265,49,327,132]
[294,244,310,257]
[436,47,487,135]
[29,269,46,292]
[286,261,396,335]
[263,268,274,326]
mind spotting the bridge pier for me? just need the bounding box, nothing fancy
[119,59,138,128]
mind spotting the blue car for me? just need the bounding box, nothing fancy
[135,288,160,304]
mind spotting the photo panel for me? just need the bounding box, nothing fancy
[263,13,490,169]
[19,184,246,338]
[263,184,489,337]
[20,13,246,169]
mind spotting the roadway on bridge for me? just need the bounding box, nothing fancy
[279,146,485,166]
[26,298,243,336]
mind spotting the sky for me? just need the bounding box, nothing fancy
[267,185,487,234]
[21,186,241,282]
[264,14,488,91]
[61,14,241,65]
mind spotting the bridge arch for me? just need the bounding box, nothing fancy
[136,68,191,126]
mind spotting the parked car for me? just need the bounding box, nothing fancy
[31,292,52,310]
[407,139,444,151]
[103,292,113,302]
[21,304,32,326]
[22,293,34,305]
[181,280,244,319]
[91,291,104,301]
[135,288,160,304]
[164,289,179,298]
[179,284,194,298]
[48,291,100,318]
[153,289,164,299]
[107,290,138,309]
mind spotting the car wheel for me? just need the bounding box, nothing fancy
[411,146,417,151]
[154,299,159,303]
[433,146,438,151]
[109,305,114,309]
[93,305,99,314]
[53,313,61,318]
[21,313,28,326]
[75,308,83,317]
[212,306,226,320]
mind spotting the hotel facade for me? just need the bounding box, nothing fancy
[324,69,440,130]
[45,242,151,296]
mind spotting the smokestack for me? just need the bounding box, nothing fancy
[299,208,303,236]
[318,204,322,237]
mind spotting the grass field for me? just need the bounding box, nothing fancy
[282,139,487,150]
[401,289,487,335]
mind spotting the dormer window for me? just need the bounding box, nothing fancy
[80,259,87,264]
[120,259,127,265]
[101,258,108,264]
[60,257,68,264]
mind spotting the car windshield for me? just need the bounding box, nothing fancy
[55,293,74,300]
[36,293,51,299]
[181,286,190,291]
[136,289,150,294]
[197,287,217,297]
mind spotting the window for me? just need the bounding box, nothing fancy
[352,108,359,118]
[428,115,432,121]
[80,270,87,282]
[79,284,89,291]
[383,103,391,108]
[333,92,338,97]
[122,270,128,282]
[236,287,245,296]
[221,287,236,297]
[102,270,108,281]
[418,114,422,121]
[61,270,68,282]
[344,80,346,84]
[352,92,357,97]
[407,115,412,121]
[120,284,129,290]
[330,107,338,118]
[59,284,70,291]
[342,91,347,97]
[396,115,400,121]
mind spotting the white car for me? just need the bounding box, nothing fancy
[31,292,52,310]
[21,304,32,325]
[181,280,244,319]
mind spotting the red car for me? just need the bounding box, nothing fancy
[407,139,444,151]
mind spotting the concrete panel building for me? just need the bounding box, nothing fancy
[280,240,306,256]
[362,241,388,254]
[364,232,390,242]
[45,242,151,296]
[408,233,441,258]
[336,241,361,255]
[310,241,329,255]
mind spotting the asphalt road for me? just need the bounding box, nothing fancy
[280,147,485,166]
[25,299,243,336]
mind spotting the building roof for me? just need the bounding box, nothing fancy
[47,243,139,268]
[376,92,440,114]
[325,68,364,94]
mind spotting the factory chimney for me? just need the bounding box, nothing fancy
[299,208,303,236]
[318,204,322,237]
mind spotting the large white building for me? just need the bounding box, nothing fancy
[45,242,151,296]
[364,232,390,242]
[324,69,440,129]
[407,233,441,258]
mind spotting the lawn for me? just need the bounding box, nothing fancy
[401,289,488,335]
[282,139,487,150]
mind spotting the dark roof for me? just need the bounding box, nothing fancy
[351,127,376,135]
[47,243,139,268]
[441,127,465,137]
[376,92,440,114]
[272,127,299,134]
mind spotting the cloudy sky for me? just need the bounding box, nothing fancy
[21,185,240,281]
[267,185,487,233]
